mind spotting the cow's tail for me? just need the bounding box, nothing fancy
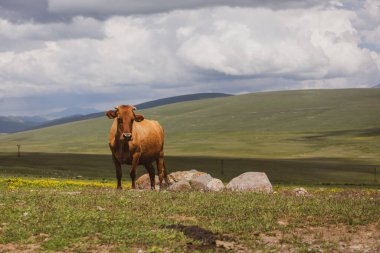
[164,161,172,186]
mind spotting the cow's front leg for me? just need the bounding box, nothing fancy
[130,152,140,189]
[112,155,123,190]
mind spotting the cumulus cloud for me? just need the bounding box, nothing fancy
[0,0,379,115]
[2,7,379,93]
[177,7,370,80]
[349,0,380,52]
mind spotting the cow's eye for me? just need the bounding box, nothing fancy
[117,118,122,124]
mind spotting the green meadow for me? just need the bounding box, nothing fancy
[0,88,379,184]
[0,181,379,252]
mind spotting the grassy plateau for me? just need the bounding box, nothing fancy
[0,89,379,158]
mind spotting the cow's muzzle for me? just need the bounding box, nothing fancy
[122,132,133,141]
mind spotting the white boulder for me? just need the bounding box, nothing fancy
[226,172,272,193]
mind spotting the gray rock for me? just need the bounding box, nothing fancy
[168,180,192,192]
[206,178,225,192]
[136,170,225,192]
[190,174,213,191]
[226,172,273,193]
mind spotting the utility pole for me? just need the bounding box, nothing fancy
[17,144,21,157]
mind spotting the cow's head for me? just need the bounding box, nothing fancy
[106,105,144,141]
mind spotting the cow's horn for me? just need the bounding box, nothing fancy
[132,106,137,110]
[114,106,118,110]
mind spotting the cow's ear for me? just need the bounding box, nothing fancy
[106,110,117,119]
[135,114,144,122]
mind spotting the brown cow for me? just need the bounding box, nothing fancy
[106,105,169,190]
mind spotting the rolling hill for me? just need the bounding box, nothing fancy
[17,93,231,132]
[0,89,379,161]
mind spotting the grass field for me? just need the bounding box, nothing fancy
[0,89,379,185]
[0,180,379,252]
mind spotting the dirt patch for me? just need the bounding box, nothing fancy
[162,224,249,252]
[163,224,220,245]
[0,243,40,253]
[0,233,52,253]
[71,244,115,253]
[259,223,380,252]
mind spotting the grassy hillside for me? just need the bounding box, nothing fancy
[21,93,231,132]
[0,89,379,160]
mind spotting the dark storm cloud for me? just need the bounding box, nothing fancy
[0,0,326,23]
[48,0,324,17]
[0,0,59,23]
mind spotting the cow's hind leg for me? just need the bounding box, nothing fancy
[163,161,170,186]
[144,163,156,190]
[112,155,123,190]
[156,152,169,190]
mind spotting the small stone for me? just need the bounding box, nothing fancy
[293,187,309,196]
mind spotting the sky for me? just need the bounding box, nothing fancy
[0,0,379,116]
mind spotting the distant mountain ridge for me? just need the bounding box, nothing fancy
[1,93,231,133]
[45,107,100,120]
[0,116,46,133]
[373,84,380,88]
[133,93,231,110]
